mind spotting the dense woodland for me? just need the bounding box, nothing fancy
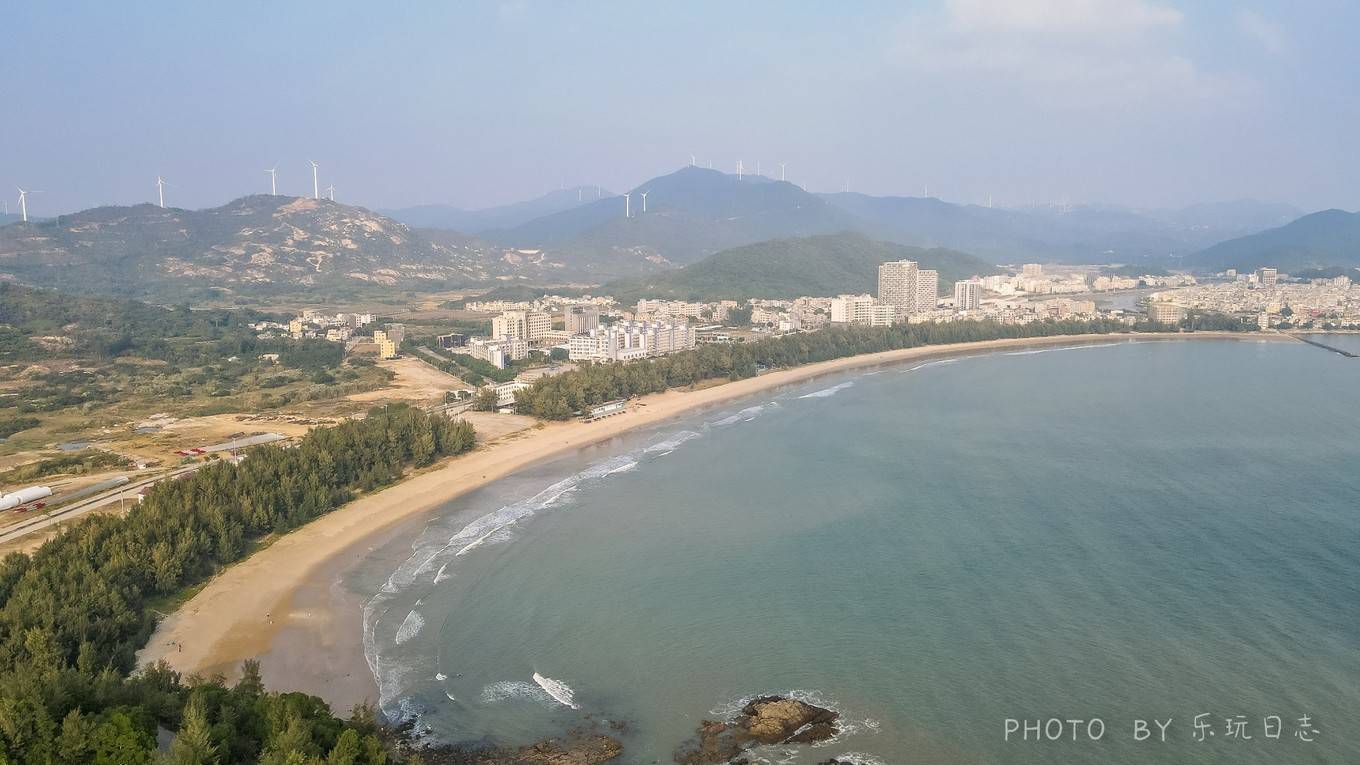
[0,406,475,763]
[514,317,1233,418]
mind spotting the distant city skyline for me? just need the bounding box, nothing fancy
[3,1,1357,216]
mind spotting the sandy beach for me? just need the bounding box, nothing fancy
[138,331,1283,711]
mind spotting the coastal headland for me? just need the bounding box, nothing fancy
[138,331,1285,713]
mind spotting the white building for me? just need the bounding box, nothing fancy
[465,337,528,368]
[492,310,552,343]
[568,321,696,362]
[954,280,982,311]
[565,305,600,334]
[877,260,940,315]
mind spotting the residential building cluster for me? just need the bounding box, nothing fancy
[259,311,375,343]
[567,320,697,362]
[1151,271,1360,328]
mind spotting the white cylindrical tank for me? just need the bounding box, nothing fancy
[0,486,53,511]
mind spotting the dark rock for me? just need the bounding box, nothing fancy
[674,696,841,764]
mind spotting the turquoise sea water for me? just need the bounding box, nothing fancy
[361,339,1360,764]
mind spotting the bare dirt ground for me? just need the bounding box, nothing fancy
[348,356,470,404]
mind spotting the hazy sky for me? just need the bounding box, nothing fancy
[3,1,1356,216]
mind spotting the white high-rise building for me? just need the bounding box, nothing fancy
[1257,267,1279,288]
[954,279,982,311]
[877,260,939,315]
[877,260,918,315]
[916,270,939,312]
[1022,263,1044,278]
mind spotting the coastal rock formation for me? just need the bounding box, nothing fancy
[674,696,840,764]
[411,732,622,765]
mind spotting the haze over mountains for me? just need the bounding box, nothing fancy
[0,165,1353,304]
[1187,209,1360,273]
[605,232,992,303]
[379,185,611,233]
[0,195,565,301]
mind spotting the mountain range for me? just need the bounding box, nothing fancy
[0,166,1348,304]
[466,167,1301,273]
[1186,209,1360,273]
[605,232,992,303]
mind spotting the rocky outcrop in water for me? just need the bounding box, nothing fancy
[674,696,840,764]
[408,732,622,765]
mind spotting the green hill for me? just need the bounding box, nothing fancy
[1187,209,1360,272]
[0,196,563,301]
[605,232,995,302]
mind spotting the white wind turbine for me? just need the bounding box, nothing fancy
[155,176,171,208]
[689,154,696,166]
[640,190,649,213]
[16,187,42,223]
[623,192,631,218]
[737,160,744,180]
[326,184,335,201]
[265,166,278,195]
[779,162,788,182]
[309,160,319,199]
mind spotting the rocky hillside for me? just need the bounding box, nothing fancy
[0,195,566,300]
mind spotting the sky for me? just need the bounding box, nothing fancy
[2,0,1357,217]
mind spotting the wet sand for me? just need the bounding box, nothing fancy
[137,332,1281,711]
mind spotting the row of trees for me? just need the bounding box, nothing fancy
[0,405,476,763]
[514,318,1200,419]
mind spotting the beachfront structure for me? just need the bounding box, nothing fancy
[568,321,696,362]
[1147,302,1185,325]
[492,310,552,343]
[491,380,530,407]
[586,399,627,420]
[465,337,528,368]
[954,279,982,311]
[565,305,600,334]
[877,260,940,316]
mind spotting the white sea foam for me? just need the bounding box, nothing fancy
[480,680,553,705]
[800,381,855,399]
[393,610,424,645]
[532,672,580,709]
[644,430,703,454]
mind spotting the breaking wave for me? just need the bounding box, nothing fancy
[800,381,855,399]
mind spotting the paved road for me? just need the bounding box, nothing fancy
[0,464,201,545]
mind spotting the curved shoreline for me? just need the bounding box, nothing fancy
[138,331,1286,708]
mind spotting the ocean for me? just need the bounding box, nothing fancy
[358,338,1360,764]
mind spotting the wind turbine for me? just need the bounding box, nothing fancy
[155,176,168,208]
[326,184,335,201]
[690,154,696,166]
[737,160,744,180]
[779,162,788,182]
[265,166,278,195]
[640,190,649,213]
[756,160,761,176]
[16,188,41,223]
[623,192,631,218]
[309,160,319,199]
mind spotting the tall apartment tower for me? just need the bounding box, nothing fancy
[878,260,919,314]
[954,279,982,311]
[1257,267,1278,288]
[915,270,939,312]
[878,259,939,315]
